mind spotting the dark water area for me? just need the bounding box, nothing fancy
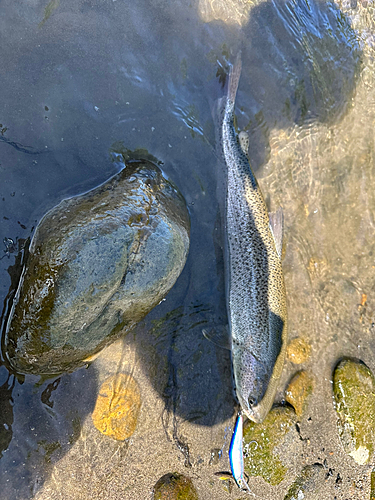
[0,0,370,498]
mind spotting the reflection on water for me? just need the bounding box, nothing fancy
[0,0,374,498]
[198,0,254,27]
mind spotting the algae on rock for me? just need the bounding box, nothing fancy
[153,473,198,500]
[333,357,375,465]
[3,160,190,375]
[243,406,297,485]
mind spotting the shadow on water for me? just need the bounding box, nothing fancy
[237,0,362,169]
[0,0,363,496]
[0,244,99,498]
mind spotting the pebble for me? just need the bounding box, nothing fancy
[286,337,311,364]
[283,464,325,500]
[285,371,314,417]
[91,373,141,441]
[153,473,198,500]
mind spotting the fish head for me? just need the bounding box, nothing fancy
[232,344,270,423]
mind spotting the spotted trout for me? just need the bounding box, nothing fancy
[221,55,287,424]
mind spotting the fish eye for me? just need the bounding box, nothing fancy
[248,396,257,407]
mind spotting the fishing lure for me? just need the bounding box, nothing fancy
[229,412,254,495]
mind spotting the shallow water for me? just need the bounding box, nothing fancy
[1,0,375,498]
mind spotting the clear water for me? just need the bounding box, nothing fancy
[0,0,374,498]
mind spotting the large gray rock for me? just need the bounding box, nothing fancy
[4,159,190,375]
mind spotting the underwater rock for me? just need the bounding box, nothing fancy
[286,337,311,364]
[243,406,297,485]
[285,371,314,417]
[283,464,325,500]
[3,160,190,375]
[91,373,141,441]
[333,358,375,465]
[153,473,198,500]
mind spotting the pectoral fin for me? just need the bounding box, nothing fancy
[202,325,231,350]
[269,207,284,259]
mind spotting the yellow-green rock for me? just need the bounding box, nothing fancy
[370,469,375,500]
[333,358,375,465]
[286,337,311,364]
[243,406,296,485]
[285,371,314,417]
[371,468,375,500]
[153,473,198,500]
[284,464,325,500]
[92,373,141,441]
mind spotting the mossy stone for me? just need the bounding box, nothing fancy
[153,473,198,500]
[333,358,375,464]
[284,464,325,500]
[243,406,296,485]
[371,468,375,500]
[4,160,190,375]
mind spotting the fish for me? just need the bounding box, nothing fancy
[229,412,254,495]
[221,54,287,424]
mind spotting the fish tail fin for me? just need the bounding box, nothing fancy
[227,52,242,110]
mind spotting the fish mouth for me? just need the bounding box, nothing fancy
[247,404,267,424]
[240,396,268,424]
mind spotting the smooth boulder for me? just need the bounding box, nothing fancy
[3,159,190,375]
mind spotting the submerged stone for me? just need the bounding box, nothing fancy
[153,473,198,500]
[333,358,375,465]
[91,373,141,441]
[284,464,325,500]
[3,160,190,375]
[286,337,311,364]
[285,371,314,417]
[243,406,297,485]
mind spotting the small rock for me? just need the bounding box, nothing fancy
[333,358,375,465]
[4,160,190,374]
[371,468,375,500]
[287,337,311,364]
[243,406,297,485]
[284,464,325,500]
[153,472,198,500]
[285,371,314,417]
[91,373,141,441]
